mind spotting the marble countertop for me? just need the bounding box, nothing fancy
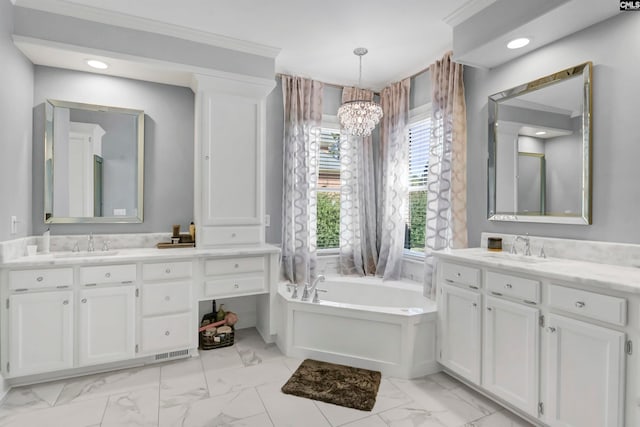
[435,248,640,296]
[1,245,280,268]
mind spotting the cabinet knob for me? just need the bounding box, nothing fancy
[472,302,477,307]
[505,283,513,289]
[456,272,461,277]
[165,268,171,274]
[234,283,239,289]
[205,155,210,160]
[547,327,557,333]
[105,272,111,278]
[575,301,585,308]
[165,331,170,336]
[81,298,87,303]
[231,233,237,238]
[234,263,239,268]
[36,276,43,282]
[487,307,493,311]
[62,300,69,305]
[164,296,171,301]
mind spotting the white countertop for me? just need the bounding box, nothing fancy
[1,245,280,268]
[435,248,640,296]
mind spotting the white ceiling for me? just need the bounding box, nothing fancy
[14,0,471,90]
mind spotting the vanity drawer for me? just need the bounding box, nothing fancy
[80,264,136,285]
[9,268,73,290]
[205,256,265,276]
[142,261,192,281]
[486,271,540,303]
[202,226,261,246]
[141,313,192,353]
[441,262,481,289]
[548,284,627,326]
[204,275,266,297]
[142,281,192,316]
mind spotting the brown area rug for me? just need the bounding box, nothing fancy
[281,359,382,411]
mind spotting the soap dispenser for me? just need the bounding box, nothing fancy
[42,228,50,253]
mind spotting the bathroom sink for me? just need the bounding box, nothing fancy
[478,252,549,264]
[53,251,119,258]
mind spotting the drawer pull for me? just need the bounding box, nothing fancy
[469,285,479,290]
[105,272,111,278]
[231,233,237,238]
[234,283,239,289]
[472,302,477,307]
[456,272,461,277]
[81,298,87,303]
[14,288,28,292]
[445,279,454,284]
[165,268,171,274]
[575,301,586,308]
[234,263,239,268]
[62,300,69,305]
[164,296,171,301]
[165,331,170,336]
[491,291,502,296]
[505,283,513,289]
[547,327,556,333]
[36,276,43,282]
[56,285,69,289]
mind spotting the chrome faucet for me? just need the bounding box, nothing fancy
[301,274,325,301]
[514,235,531,256]
[87,233,95,252]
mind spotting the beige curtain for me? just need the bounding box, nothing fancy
[339,88,378,276]
[377,78,411,280]
[281,76,324,284]
[424,51,468,296]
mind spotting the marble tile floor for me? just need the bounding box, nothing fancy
[0,328,534,427]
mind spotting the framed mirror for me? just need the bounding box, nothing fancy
[44,100,144,223]
[488,62,592,224]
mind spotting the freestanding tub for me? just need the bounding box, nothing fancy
[276,276,438,378]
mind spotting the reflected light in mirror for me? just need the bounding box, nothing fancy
[86,59,108,69]
[507,38,530,49]
[535,131,547,135]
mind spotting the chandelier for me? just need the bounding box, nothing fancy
[337,48,383,137]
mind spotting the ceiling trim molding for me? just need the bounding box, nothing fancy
[14,0,281,59]
[443,0,497,27]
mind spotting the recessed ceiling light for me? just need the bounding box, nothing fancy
[535,131,547,136]
[86,59,109,69]
[507,38,530,49]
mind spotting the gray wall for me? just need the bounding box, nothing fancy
[0,0,34,241]
[465,12,640,246]
[32,66,194,235]
[545,133,581,215]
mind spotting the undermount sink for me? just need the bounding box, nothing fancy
[478,251,549,263]
[52,250,119,258]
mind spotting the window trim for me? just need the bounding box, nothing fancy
[404,103,432,259]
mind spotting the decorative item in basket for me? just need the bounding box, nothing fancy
[199,303,238,350]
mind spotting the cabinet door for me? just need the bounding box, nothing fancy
[78,286,136,366]
[483,296,539,415]
[545,314,625,427]
[438,283,481,384]
[9,291,74,376]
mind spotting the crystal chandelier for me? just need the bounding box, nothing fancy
[337,48,383,137]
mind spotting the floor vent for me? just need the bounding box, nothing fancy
[155,349,189,361]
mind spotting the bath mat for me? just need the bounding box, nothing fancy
[281,359,381,411]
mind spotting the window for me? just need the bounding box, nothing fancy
[404,110,431,256]
[316,125,341,250]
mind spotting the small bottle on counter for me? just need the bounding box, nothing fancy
[487,237,502,252]
[189,222,196,244]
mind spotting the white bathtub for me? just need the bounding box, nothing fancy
[276,276,438,379]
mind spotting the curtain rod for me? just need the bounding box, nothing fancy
[276,64,430,95]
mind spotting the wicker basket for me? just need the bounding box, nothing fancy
[199,325,235,350]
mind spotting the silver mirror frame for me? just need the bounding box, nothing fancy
[44,99,145,224]
[488,61,592,225]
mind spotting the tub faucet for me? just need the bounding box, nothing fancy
[87,233,95,252]
[301,275,325,301]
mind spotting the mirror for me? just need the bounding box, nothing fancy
[44,100,144,223]
[488,62,592,224]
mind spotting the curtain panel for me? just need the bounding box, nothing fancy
[339,87,379,276]
[424,51,468,296]
[377,78,411,280]
[281,76,324,284]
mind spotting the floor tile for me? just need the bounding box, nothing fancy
[464,409,535,426]
[234,328,284,366]
[228,412,274,426]
[205,358,292,398]
[55,365,160,405]
[158,387,265,427]
[0,396,108,427]
[449,385,502,417]
[379,405,449,427]
[101,386,160,427]
[160,357,208,408]
[0,380,64,417]
[281,356,304,373]
[341,414,388,427]
[314,378,412,426]
[426,372,463,390]
[256,381,331,427]
[200,345,245,373]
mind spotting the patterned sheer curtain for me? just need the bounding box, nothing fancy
[339,88,379,276]
[377,78,411,280]
[281,76,324,284]
[424,52,468,296]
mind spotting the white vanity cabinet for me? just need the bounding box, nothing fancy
[437,275,482,384]
[8,290,74,376]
